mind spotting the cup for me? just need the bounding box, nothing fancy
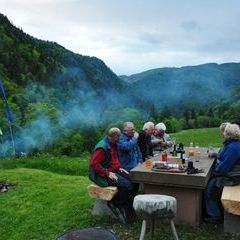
[207,146,215,156]
[188,149,194,156]
[145,159,152,169]
[161,151,168,161]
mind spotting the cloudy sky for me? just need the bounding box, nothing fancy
[1,0,240,75]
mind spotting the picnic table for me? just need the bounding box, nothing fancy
[130,147,215,226]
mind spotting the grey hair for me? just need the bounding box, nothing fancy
[108,127,121,137]
[142,121,155,130]
[219,122,230,132]
[123,122,134,131]
[223,123,240,140]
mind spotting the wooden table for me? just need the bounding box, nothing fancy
[130,148,215,226]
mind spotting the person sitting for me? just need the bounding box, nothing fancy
[118,122,143,171]
[117,122,142,217]
[204,123,240,223]
[89,127,134,224]
[207,122,230,158]
[151,122,173,151]
[138,121,155,161]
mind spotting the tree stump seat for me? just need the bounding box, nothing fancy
[87,184,118,216]
[221,185,240,235]
[133,194,179,240]
[87,184,118,201]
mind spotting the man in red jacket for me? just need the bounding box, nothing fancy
[90,127,134,223]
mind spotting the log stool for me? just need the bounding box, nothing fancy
[87,184,118,216]
[133,194,179,240]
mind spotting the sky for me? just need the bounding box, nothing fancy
[1,0,240,75]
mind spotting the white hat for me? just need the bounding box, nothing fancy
[155,122,166,131]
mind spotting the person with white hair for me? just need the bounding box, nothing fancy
[204,123,240,223]
[152,122,173,150]
[138,121,155,160]
[208,122,230,158]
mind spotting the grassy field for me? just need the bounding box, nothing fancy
[0,128,228,240]
[171,127,223,148]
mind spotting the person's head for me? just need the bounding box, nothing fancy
[223,123,240,140]
[108,127,121,144]
[142,121,155,135]
[155,122,167,134]
[219,122,230,135]
[123,122,135,137]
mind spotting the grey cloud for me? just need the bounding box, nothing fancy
[181,21,201,32]
[2,0,240,75]
[139,31,164,46]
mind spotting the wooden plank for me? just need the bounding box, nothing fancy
[87,184,118,201]
[221,185,240,216]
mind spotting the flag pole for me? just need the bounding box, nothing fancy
[5,101,16,156]
[0,79,16,156]
[8,122,16,156]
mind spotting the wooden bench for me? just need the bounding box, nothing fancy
[87,184,118,216]
[221,185,240,235]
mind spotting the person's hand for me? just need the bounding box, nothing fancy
[108,172,118,181]
[119,168,129,174]
[159,139,164,144]
[207,147,217,158]
[208,151,217,158]
[134,132,139,139]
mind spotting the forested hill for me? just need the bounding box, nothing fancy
[0,14,123,90]
[120,63,240,111]
[0,13,131,128]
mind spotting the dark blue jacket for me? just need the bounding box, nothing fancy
[214,139,240,176]
[117,133,143,171]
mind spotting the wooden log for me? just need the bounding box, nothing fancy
[133,194,177,219]
[221,185,240,216]
[87,184,118,201]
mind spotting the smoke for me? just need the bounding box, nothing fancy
[0,66,138,157]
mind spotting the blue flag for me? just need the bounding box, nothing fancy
[0,79,7,100]
[6,103,14,123]
[0,79,14,122]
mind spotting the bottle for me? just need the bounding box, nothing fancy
[188,141,194,156]
[179,143,184,151]
[180,150,185,164]
[176,144,181,158]
[177,143,185,164]
[172,144,177,156]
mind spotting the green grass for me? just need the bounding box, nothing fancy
[171,127,223,148]
[0,128,228,239]
[0,168,224,240]
[0,153,89,176]
[0,168,97,239]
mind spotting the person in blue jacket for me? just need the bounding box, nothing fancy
[117,122,143,220]
[204,123,240,223]
[118,122,143,171]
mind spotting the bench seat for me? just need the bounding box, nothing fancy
[221,185,240,235]
[87,184,118,201]
[87,184,118,216]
